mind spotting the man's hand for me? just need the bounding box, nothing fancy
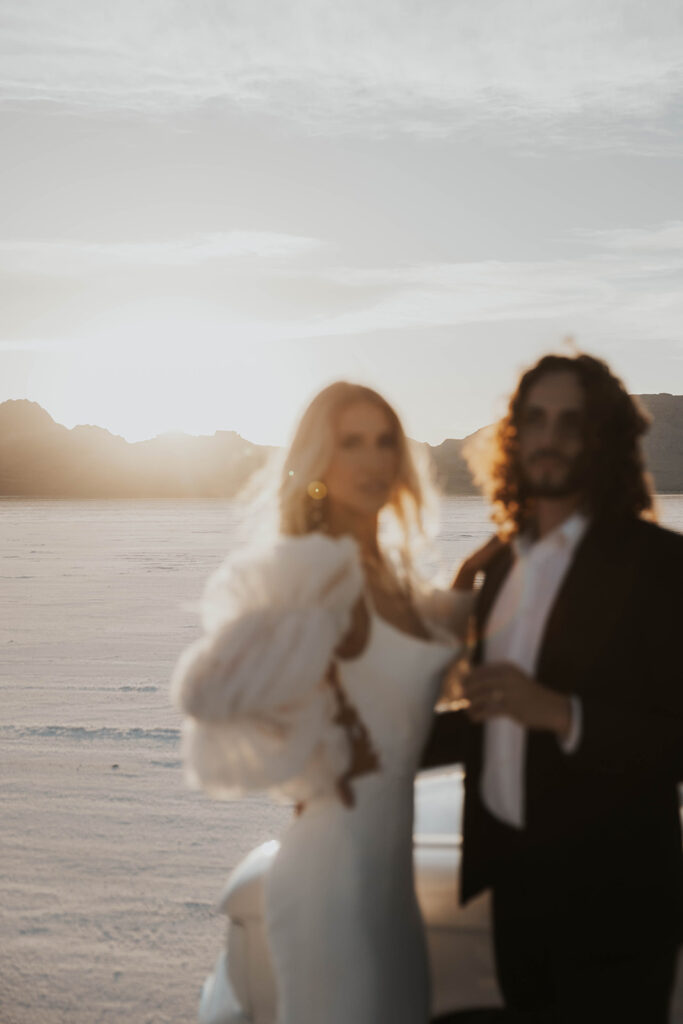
[463,661,572,740]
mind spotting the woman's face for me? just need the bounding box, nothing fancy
[324,400,401,519]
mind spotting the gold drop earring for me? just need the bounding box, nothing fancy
[306,481,328,531]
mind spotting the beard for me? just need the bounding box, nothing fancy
[520,449,588,499]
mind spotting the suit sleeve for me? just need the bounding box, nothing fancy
[420,710,467,770]
[569,534,683,781]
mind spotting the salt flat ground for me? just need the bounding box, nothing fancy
[2,497,682,1024]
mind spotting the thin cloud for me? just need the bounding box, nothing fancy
[2,0,682,141]
[575,221,683,253]
[2,222,682,350]
[304,244,683,343]
[0,232,321,275]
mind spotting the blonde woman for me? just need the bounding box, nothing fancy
[172,383,498,1024]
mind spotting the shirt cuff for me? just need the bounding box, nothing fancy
[558,695,582,754]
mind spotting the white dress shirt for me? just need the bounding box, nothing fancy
[480,511,589,829]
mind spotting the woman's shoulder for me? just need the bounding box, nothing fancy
[201,532,364,631]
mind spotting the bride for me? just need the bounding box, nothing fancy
[171,382,499,1024]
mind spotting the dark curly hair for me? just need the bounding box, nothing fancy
[467,353,656,535]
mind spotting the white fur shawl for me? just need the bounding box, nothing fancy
[171,533,364,800]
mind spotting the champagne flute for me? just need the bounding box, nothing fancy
[435,653,471,712]
[435,613,476,713]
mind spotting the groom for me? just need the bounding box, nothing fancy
[423,353,683,1022]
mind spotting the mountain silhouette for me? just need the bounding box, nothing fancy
[0,395,681,497]
[0,401,274,498]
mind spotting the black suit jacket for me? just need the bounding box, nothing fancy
[422,515,683,941]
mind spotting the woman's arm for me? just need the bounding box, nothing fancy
[426,534,507,639]
[451,534,506,591]
[171,533,365,799]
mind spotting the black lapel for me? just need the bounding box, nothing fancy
[536,517,641,691]
[462,543,515,769]
[473,544,515,662]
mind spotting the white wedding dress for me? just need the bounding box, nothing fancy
[171,533,468,1024]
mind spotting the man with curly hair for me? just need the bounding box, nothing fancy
[424,353,683,1023]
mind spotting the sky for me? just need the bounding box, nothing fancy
[2,0,683,445]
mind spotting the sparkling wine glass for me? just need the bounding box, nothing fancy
[435,653,472,713]
[435,611,477,713]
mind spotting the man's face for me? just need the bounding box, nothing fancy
[517,370,587,499]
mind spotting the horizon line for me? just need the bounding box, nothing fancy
[2,393,681,450]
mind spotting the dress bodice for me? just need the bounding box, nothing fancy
[336,609,459,781]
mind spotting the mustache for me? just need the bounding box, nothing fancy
[528,449,573,466]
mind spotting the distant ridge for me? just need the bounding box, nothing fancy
[0,395,682,497]
[636,394,683,493]
[0,400,274,498]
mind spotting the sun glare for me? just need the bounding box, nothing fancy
[28,301,327,445]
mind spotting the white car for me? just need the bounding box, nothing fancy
[197,771,683,1024]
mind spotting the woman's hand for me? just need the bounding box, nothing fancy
[452,534,506,590]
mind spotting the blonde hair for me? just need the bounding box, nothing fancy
[278,382,437,567]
